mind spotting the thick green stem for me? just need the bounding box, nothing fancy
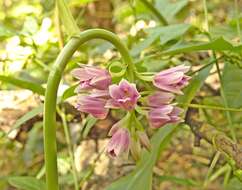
[43,29,134,190]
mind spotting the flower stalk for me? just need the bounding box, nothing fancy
[43,29,134,190]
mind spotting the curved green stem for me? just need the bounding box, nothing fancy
[43,29,134,190]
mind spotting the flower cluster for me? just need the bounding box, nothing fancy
[147,64,190,128]
[72,64,190,159]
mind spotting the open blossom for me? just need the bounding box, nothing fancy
[106,79,140,110]
[76,95,109,119]
[72,66,112,91]
[153,64,191,94]
[148,105,183,128]
[147,91,175,107]
[107,126,130,158]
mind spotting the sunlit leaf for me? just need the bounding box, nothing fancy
[57,0,79,36]
[0,24,15,38]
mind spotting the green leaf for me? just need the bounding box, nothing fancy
[178,64,213,111]
[155,0,188,21]
[163,37,242,55]
[82,115,98,138]
[157,175,199,187]
[0,24,15,38]
[42,0,55,11]
[222,63,242,108]
[61,84,78,101]
[7,176,45,190]
[105,125,177,190]
[8,105,43,135]
[57,0,79,36]
[0,75,45,95]
[131,24,191,56]
[23,122,43,163]
[226,177,242,190]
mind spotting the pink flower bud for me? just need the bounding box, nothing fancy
[147,91,175,107]
[153,64,191,94]
[130,139,141,161]
[137,131,151,151]
[107,79,140,110]
[72,66,112,91]
[148,105,183,128]
[76,95,109,119]
[107,127,130,158]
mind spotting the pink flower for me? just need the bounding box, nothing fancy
[148,105,183,128]
[153,64,191,94]
[147,91,175,107]
[72,66,112,91]
[107,126,130,158]
[107,79,140,110]
[76,95,109,119]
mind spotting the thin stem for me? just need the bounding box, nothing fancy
[43,29,134,190]
[139,0,168,25]
[202,0,236,142]
[234,0,241,42]
[203,151,221,187]
[179,103,242,112]
[202,0,209,32]
[190,55,224,76]
[57,107,79,190]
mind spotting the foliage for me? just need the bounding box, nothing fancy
[0,0,241,190]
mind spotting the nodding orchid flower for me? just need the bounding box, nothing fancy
[153,64,191,94]
[107,126,130,158]
[107,79,140,110]
[72,66,112,91]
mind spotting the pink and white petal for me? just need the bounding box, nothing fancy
[153,83,184,94]
[105,99,121,109]
[109,84,123,100]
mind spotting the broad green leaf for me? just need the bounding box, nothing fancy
[57,0,79,36]
[8,105,43,135]
[7,176,45,190]
[178,65,213,107]
[105,124,177,190]
[222,63,242,108]
[82,115,98,138]
[155,0,188,21]
[131,24,191,56]
[0,75,45,95]
[163,37,242,55]
[157,175,199,187]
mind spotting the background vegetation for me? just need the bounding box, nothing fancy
[0,0,241,189]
